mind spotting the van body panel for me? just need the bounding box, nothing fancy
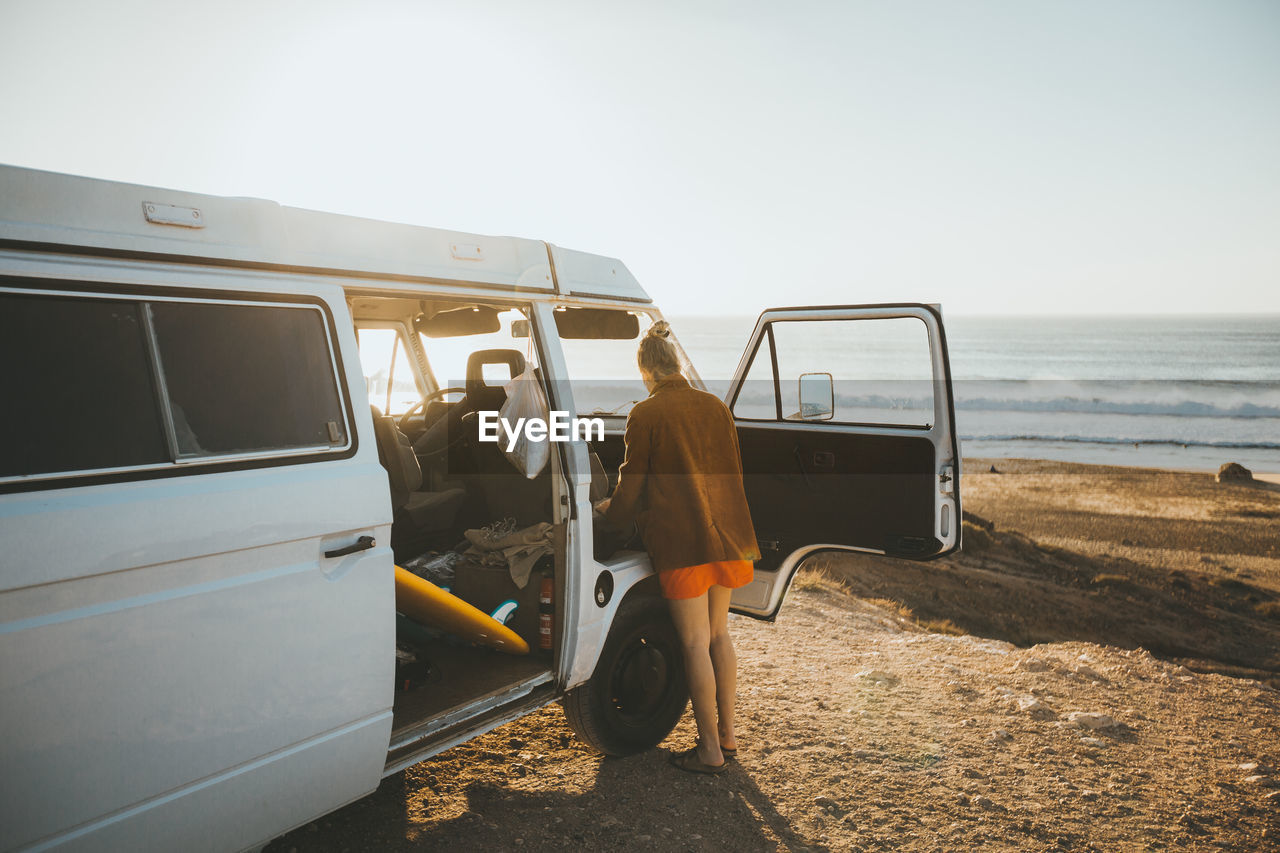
[528,303,591,686]
[531,301,656,689]
[0,165,556,293]
[565,550,654,688]
[555,437,597,689]
[546,243,650,303]
[42,712,392,853]
[0,462,390,592]
[0,248,546,314]
[382,684,556,778]
[0,479,394,848]
[279,206,555,291]
[0,166,288,259]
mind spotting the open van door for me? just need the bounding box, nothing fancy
[726,304,960,620]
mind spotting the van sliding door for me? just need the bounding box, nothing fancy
[0,282,392,852]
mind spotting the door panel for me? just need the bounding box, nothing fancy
[739,428,939,570]
[727,305,960,619]
[0,473,394,850]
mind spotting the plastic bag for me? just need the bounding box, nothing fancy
[400,550,462,590]
[498,362,551,479]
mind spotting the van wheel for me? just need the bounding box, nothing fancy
[561,596,689,756]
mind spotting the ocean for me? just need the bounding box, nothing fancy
[666,313,1280,474]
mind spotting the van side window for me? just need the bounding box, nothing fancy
[0,286,351,487]
[731,316,936,427]
[152,302,346,455]
[0,292,170,477]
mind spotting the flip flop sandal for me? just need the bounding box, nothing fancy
[696,737,737,758]
[669,747,728,775]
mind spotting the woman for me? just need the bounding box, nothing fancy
[595,321,760,774]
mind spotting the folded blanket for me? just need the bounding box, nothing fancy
[463,519,554,588]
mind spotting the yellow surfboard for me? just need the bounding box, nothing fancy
[394,565,530,655]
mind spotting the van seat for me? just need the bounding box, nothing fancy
[459,411,550,527]
[400,488,465,530]
[371,407,465,540]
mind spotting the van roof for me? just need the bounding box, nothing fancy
[0,164,651,303]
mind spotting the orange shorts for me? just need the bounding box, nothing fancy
[658,560,754,601]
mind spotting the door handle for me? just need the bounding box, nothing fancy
[325,535,376,559]
[813,451,835,469]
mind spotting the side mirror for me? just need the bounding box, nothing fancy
[798,372,834,421]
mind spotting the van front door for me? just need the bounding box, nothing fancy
[725,305,960,620]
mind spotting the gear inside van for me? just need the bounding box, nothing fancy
[349,296,652,743]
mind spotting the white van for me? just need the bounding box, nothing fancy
[0,164,961,852]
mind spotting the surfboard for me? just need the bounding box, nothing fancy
[394,565,530,655]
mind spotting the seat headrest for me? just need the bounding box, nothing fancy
[466,349,526,398]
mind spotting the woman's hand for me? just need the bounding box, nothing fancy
[594,497,611,515]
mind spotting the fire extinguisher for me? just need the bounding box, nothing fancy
[538,570,554,652]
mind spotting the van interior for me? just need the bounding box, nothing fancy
[347,293,640,751]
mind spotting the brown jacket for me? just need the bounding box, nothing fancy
[605,374,760,573]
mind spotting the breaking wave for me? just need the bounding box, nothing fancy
[958,434,1280,451]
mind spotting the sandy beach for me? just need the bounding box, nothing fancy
[269,459,1280,852]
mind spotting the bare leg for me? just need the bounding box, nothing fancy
[667,593,724,766]
[707,585,737,751]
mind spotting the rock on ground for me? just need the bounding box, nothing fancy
[1218,462,1254,483]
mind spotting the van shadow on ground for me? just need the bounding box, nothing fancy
[268,712,829,853]
[813,514,1280,689]
[407,750,824,852]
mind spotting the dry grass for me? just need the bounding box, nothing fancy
[862,597,916,622]
[917,617,967,636]
[1091,573,1139,589]
[1255,600,1280,620]
[790,563,852,597]
[795,560,965,636]
[1208,576,1252,592]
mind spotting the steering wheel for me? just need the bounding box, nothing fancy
[397,386,467,433]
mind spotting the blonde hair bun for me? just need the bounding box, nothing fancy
[647,320,671,339]
[637,320,681,376]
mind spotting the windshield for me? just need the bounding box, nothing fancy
[355,324,421,415]
[418,307,537,390]
[559,310,697,416]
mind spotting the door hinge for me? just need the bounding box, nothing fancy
[939,466,955,495]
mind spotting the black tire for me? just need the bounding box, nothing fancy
[561,595,689,756]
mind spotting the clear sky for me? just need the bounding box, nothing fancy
[1,0,1277,316]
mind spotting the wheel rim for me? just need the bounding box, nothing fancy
[608,632,678,727]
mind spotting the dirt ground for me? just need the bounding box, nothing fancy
[829,459,1280,689]
[270,461,1280,852]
